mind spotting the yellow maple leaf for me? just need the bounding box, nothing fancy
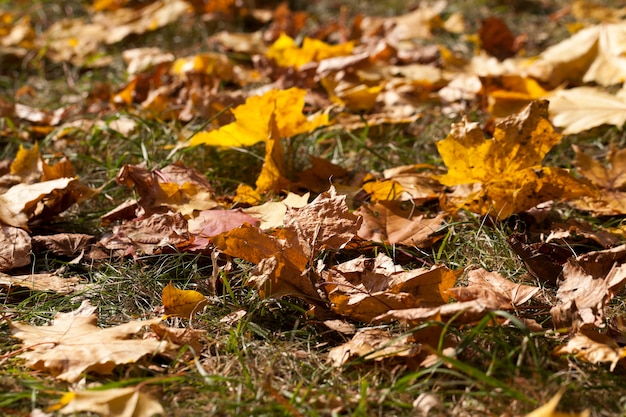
[162,281,208,319]
[10,143,41,180]
[437,100,592,219]
[266,33,354,69]
[189,88,329,147]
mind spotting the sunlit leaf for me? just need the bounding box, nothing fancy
[436,100,592,219]
[188,88,329,147]
[266,33,354,69]
[162,281,208,319]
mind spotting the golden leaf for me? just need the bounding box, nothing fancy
[162,281,208,319]
[436,101,592,219]
[189,88,329,147]
[266,34,353,69]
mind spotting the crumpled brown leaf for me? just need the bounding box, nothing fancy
[554,331,626,372]
[322,253,458,322]
[551,244,626,332]
[9,300,178,382]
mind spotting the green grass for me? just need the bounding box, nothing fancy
[2,0,626,416]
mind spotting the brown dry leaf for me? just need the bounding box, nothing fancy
[96,212,190,257]
[359,1,447,46]
[572,145,626,215]
[0,177,92,230]
[508,233,573,285]
[478,17,524,61]
[40,0,191,66]
[375,297,502,326]
[32,233,93,258]
[51,386,163,417]
[528,21,626,87]
[448,268,540,308]
[0,272,81,294]
[327,329,420,367]
[283,186,362,259]
[356,201,445,248]
[114,162,218,218]
[212,224,317,299]
[323,253,458,322]
[524,389,590,417]
[554,331,626,372]
[161,281,208,319]
[242,192,310,230]
[149,323,206,356]
[0,225,31,271]
[9,300,178,382]
[548,86,626,134]
[185,209,260,250]
[436,100,592,219]
[551,244,626,332]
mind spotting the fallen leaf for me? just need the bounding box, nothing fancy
[0,272,82,294]
[554,331,626,372]
[9,300,178,382]
[185,209,260,250]
[356,201,445,247]
[374,298,502,326]
[51,386,163,417]
[266,34,354,69]
[0,177,92,230]
[96,212,190,257]
[0,225,31,271]
[572,145,626,215]
[436,100,592,219]
[161,281,208,319]
[524,389,590,417]
[548,86,626,134]
[327,329,419,367]
[188,88,329,147]
[114,162,218,218]
[323,253,458,322]
[243,192,310,230]
[283,186,362,258]
[448,268,540,308]
[528,21,626,87]
[478,17,524,61]
[551,244,626,331]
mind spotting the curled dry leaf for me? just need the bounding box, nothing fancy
[327,329,419,367]
[551,244,626,332]
[0,225,31,271]
[572,145,626,215]
[554,331,626,372]
[283,186,362,258]
[356,200,445,247]
[448,268,540,308]
[113,162,218,218]
[323,253,458,322]
[9,300,178,382]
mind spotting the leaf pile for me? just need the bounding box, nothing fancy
[3,0,626,415]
